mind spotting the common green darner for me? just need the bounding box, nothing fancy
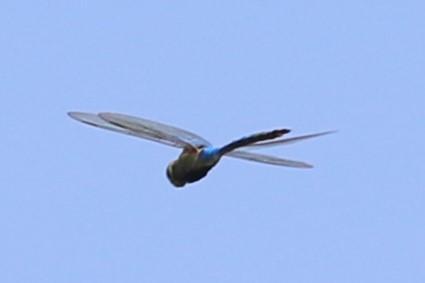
[68,112,335,188]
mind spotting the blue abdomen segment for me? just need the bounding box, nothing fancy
[200,147,221,160]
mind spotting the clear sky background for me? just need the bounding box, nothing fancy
[1,1,424,282]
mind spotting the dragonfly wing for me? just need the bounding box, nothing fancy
[68,112,179,147]
[225,150,313,168]
[98,112,212,148]
[244,130,337,149]
[68,111,137,135]
[68,112,210,148]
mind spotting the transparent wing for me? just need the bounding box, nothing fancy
[98,112,212,147]
[225,150,313,168]
[224,130,336,168]
[243,130,337,149]
[68,112,137,135]
[68,112,212,148]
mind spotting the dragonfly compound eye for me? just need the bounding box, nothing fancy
[166,163,186,187]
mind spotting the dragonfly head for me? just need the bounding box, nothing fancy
[166,161,186,188]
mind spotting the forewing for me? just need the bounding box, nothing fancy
[68,112,210,148]
[225,150,313,168]
[98,112,212,148]
[244,130,337,149]
[68,111,136,135]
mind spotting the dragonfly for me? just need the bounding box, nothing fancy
[68,112,335,188]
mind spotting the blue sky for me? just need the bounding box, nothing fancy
[1,1,424,282]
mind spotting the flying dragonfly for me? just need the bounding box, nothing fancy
[68,112,335,188]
